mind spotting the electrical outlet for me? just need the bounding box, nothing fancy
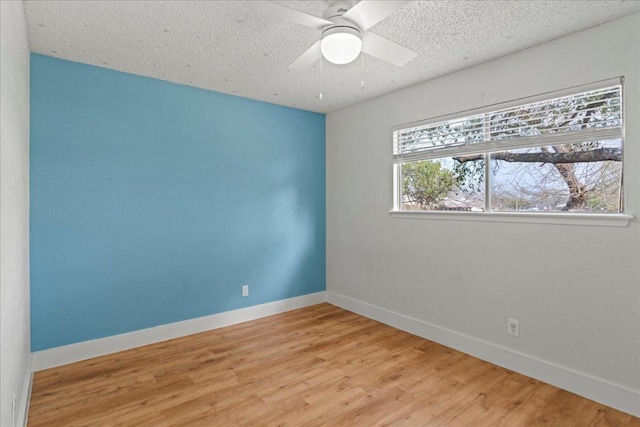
[242,285,249,297]
[507,318,520,337]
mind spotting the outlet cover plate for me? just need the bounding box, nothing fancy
[508,318,520,337]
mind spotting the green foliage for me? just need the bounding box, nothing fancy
[453,158,485,192]
[402,161,456,209]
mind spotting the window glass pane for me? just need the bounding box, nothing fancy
[490,140,622,213]
[401,157,485,211]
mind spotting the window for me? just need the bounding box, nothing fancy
[393,80,624,215]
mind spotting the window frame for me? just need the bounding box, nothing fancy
[390,77,633,227]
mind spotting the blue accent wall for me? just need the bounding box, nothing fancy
[30,54,326,351]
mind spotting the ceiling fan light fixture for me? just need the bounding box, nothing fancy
[320,26,362,65]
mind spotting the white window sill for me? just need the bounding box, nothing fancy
[389,210,634,227]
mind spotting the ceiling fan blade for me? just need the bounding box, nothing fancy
[250,1,332,30]
[288,40,322,69]
[342,1,409,31]
[362,32,416,66]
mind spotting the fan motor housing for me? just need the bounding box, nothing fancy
[321,24,361,41]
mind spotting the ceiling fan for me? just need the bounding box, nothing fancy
[251,1,417,68]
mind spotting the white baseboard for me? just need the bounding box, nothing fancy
[19,369,33,427]
[327,291,640,418]
[33,292,326,372]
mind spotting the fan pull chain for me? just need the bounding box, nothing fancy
[319,55,323,101]
[361,51,365,90]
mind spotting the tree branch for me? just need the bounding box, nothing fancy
[454,147,622,164]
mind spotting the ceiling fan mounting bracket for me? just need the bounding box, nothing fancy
[322,1,356,20]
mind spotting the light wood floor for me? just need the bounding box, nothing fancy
[28,303,640,426]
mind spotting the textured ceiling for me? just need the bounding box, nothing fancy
[24,0,640,113]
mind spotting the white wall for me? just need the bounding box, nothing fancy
[327,14,640,416]
[1,1,32,426]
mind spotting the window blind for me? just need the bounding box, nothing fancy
[393,81,622,164]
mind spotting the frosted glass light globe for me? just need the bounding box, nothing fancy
[320,27,362,65]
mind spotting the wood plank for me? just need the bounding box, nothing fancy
[28,303,640,426]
